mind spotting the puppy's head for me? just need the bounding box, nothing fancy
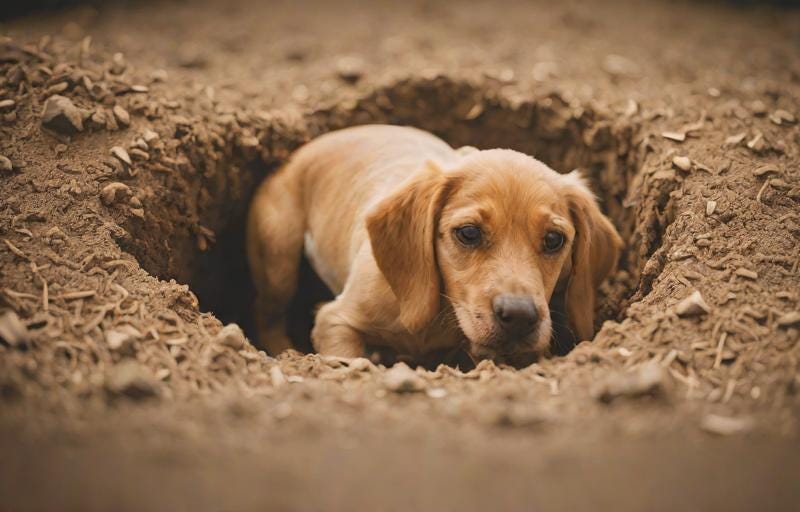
[366,149,622,365]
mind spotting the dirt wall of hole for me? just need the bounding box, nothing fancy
[117,77,661,350]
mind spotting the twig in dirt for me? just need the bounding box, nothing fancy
[3,288,38,300]
[722,379,737,403]
[713,332,727,369]
[57,290,97,301]
[3,239,28,260]
[756,178,771,204]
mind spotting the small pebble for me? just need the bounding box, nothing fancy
[672,155,692,171]
[0,310,29,348]
[41,94,84,134]
[383,362,426,393]
[705,200,716,216]
[0,155,12,173]
[270,365,288,388]
[591,361,669,403]
[112,105,130,127]
[214,323,246,349]
[100,182,132,206]
[142,129,159,142]
[676,290,710,317]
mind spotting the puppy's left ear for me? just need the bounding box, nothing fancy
[366,161,452,334]
[563,173,623,342]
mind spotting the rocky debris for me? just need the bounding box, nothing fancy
[142,129,159,143]
[112,105,130,127]
[661,131,686,142]
[41,95,84,135]
[0,311,29,348]
[270,365,288,388]
[383,362,426,393]
[700,414,754,436]
[776,312,800,329]
[592,361,670,403]
[672,155,692,172]
[110,146,132,166]
[675,290,710,317]
[336,55,365,83]
[105,360,159,401]
[100,182,132,206]
[0,155,12,173]
[213,323,246,349]
[104,325,140,351]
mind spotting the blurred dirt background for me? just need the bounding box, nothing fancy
[1,0,799,510]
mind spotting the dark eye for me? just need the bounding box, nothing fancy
[543,231,565,253]
[454,224,482,247]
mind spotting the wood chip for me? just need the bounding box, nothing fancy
[675,290,710,317]
[724,132,746,145]
[672,155,692,171]
[700,414,753,436]
[734,267,758,280]
[776,312,800,328]
[662,131,686,142]
[752,164,780,177]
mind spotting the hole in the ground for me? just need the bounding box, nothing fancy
[122,77,645,364]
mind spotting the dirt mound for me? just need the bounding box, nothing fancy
[1,0,799,510]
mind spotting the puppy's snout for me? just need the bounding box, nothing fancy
[492,294,538,338]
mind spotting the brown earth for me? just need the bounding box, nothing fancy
[1,0,800,510]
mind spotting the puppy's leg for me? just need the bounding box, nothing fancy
[247,171,304,355]
[311,299,366,358]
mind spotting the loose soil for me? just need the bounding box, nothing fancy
[1,0,799,510]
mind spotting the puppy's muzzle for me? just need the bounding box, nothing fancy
[492,294,539,340]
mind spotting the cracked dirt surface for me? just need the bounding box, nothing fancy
[1,0,800,510]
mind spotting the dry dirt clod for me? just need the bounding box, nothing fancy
[676,290,711,317]
[776,312,800,328]
[213,323,246,350]
[591,361,670,403]
[383,362,427,393]
[672,155,692,172]
[110,146,132,166]
[734,267,758,280]
[100,182,132,206]
[105,360,159,401]
[112,105,130,127]
[41,94,84,134]
[336,56,365,83]
[0,310,29,348]
[700,414,754,436]
[142,129,159,142]
[0,155,12,173]
[270,365,288,388]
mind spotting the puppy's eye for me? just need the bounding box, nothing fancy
[454,224,482,247]
[543,231,565,253]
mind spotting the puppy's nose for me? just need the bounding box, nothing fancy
[492,295,538,338]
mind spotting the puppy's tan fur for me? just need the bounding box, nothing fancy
[247,125,622,362]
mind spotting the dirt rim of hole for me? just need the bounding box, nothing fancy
[115,75,668,360]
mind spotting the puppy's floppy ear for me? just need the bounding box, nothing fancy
[366,161,451,334]
[562,172,623,342]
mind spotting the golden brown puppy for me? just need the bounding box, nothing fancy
[247,125,622,364]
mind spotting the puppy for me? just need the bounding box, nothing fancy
[246,125,622,364]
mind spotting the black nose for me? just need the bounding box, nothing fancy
[492,295,539,338]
